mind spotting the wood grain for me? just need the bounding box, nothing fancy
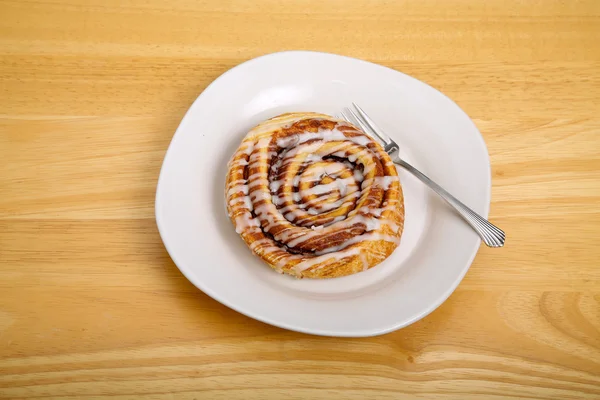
[1,0,599,399]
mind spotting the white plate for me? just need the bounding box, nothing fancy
[156,51,490,336]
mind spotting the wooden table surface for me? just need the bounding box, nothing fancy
[1,1,599,399]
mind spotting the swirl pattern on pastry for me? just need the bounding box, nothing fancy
[225,112,404,279]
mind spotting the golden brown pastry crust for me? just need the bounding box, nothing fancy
[225,112,404,279]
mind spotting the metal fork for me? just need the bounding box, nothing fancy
[340,103,505,248]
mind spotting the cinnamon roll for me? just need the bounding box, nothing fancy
[225,112,404,279]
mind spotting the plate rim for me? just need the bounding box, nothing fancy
[155,50,491,337]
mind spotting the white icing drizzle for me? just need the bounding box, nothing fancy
[248,178,269,189]
[293,247,362,273]
[286,229,323,248]
[353,169,364,182]
[306,163,348,179]
[272,195,283,206]
[315,233,400,256]
[292,128,373,148]
[271,158,283,173]
[273,226,294,241]
[307,208,319,216]
[227,183,249,197]
[348,149,370,163]
[277,134,299,148]
[229,158,249,168]
[228,179,246,187]
[298,177,355,198]
[353,214,381,231]
[240,144,254,156]
[249,238,278,253]
[249,191,271,202]
[305,154,323,163]
[255,137,271,149]
[229,196,253,211]
[284,211,300,223]
[269,179,283,192]
[373,176,399,190]
[249,152,263,163]
[371,208,383,217]
[283,138,352,162]
[304,188,359,209]
[234,213,260,234]
[360,252,369,271]
[362,163,375,175]
[380,219,401,233]
[306,198,355,215]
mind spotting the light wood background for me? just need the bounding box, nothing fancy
[1,0,599,399]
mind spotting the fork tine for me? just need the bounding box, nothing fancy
[341,108,369,135]
[338,110,348,121]
[340,109,358,126]
[341,108,382,145]
[345,107,390,145]
[352,103,392,145]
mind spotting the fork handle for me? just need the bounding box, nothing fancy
[395,158,505,247]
